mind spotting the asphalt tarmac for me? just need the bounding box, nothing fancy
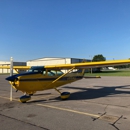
[0,75,130,130]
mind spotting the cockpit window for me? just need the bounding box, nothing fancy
[57,70,64,75]
[47,70,56,76]
[28,66,45,73]
[28,67,64,76]
[47,70,64,76]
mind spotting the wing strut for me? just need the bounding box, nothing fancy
[14,69,19,74]
[45,67,75,90]
[54,88,61,94]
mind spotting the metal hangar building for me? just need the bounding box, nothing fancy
[0,61,26,73]
[0,57,91,73]
[27,57,90,66]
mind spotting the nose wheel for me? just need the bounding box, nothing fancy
[19,95,31,103]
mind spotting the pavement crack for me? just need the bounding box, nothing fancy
[92,105,108,121]
[92,112,106,121]
[0,113,49,130]
[110,115,123,130]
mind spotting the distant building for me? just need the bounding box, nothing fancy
[0,57,91,74]
[27,57,91,73]
[0,61,26,73]
[27,57,90,66]
[108,67,116,70]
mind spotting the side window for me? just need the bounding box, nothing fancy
[45,70,64,76]
[43,71,46,75]
[57,70,64,76]
[47,70,56,76]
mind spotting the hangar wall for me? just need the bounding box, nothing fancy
[0,61,26,73]
[0,61,10,73]
[0,57,90,74]
[27,57,88,66]
[27,57,89,73]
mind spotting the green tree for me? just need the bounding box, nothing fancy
[92,54,106,72]
[92,54,106,62]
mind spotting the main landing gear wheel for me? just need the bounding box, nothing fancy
[54,88,70,100]
[19,95,31,103]
[60,92,70,100]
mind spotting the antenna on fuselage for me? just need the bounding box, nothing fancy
[10,57,13,101]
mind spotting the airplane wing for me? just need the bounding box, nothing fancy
[0,66,30,70]
[44,59,130,69]
[0,59,130,70]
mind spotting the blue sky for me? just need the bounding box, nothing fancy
[0,0,130,61]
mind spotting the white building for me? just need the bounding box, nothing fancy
[0,61,26,73]
[27,57,90,73]
[27,57,90,66]
[0,57,91,74]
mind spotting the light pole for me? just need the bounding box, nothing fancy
[10,57,13,101]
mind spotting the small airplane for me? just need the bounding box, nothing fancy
[0,59,130,103]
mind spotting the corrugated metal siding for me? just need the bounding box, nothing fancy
[0,61,26,73]
[27,58,89,66]
[27,58,72,66]
[0,61,10,73]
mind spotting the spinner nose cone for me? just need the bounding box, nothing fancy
[6,76,16,82]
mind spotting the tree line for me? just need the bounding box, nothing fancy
[90,54,130,72]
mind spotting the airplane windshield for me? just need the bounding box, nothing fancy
[28,66,45,73]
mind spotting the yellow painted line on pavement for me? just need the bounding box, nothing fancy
[37,103,100,118]
[0,96,100,118]
[0,95,18,101]
[0,95,118,122]
[0,94,56,102]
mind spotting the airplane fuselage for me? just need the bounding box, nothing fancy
[6,66,84,95]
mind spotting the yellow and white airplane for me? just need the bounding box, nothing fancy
[0,59,130,103]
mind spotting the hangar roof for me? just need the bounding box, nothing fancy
[27,57,86,62]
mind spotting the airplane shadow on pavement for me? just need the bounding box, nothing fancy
[27,85,130,103]
[62,85,130,100]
